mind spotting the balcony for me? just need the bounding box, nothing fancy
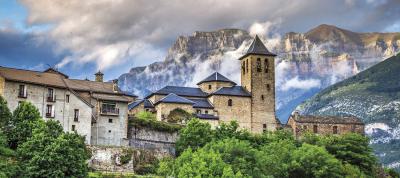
[47,95,56,102]
[45,112,54,118]
[18,93,27,98]
[100,107,119,116]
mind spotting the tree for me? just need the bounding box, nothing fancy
[167,108,193,123]
[0,96,12,132]
[175,118,213,155]
[288,143,344,178]
[322,133,378,175]
[0,131,18,177]
[17,120,90,178]
[8,101,43,149]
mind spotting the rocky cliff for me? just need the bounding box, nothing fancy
[118,24,400,121]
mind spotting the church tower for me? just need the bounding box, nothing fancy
[239,35,279,133]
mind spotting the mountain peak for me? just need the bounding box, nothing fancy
[305,24,361,45]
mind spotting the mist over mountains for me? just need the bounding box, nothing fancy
[118,24,400,122]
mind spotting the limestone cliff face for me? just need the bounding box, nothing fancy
[118,24,400,120]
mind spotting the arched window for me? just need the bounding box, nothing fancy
[228,99,233,106]
[264,59,269,73]
[257,58,262,72]
[261,95,264,100]
[267,84,271,91]
[208,85,212,90]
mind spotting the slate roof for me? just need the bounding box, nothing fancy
[147,86,208,98]
[211,86,251,97]
[239,35,276,60]
[128,99,154,110]
[292,115,364,125]
[189,98,214,109]
[0,66,135,105]
[196,114,219,120]
[196,72,236,85]
[155,93,195,105]
[92,93,131,102]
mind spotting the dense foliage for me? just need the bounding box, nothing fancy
[130,111,183,132]
[159,118,399,178]
[0,96,91,177]
[166,108,193,123]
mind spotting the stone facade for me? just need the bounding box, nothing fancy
[240,54,277,133]
[198,81,234,94]
[287,113,365,137]
[155,103,195,121]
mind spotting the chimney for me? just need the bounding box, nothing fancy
[112,79,119,92]
[95,71,104,82]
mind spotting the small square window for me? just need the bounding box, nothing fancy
[108,130,111,133]
[208,85,212,90]
[109,119,113,123]
[72,125,76,131]
[205,110,208,114]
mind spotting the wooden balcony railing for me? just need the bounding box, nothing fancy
[100,107,119,115]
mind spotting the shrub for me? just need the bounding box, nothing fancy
[130,112,183,133]
[166,108,193,123]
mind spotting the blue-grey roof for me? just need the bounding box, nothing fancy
[128,99,154,110]
[239,35,276,60]
[196,114,219,120]
[211,86,251,97]
[147,86,208,98]
[189,98,214,109]
[196,72,236,85]
[155,93,195,105]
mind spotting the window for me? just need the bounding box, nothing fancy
[264,59,269,73]
[261,95,264,100]
[101,102,118,114]
[74,109,79,122]
[256,58,262,72]
[208,85,212,90]
[263,124,267,132]
[72,125,75,131]
[66,94,70,103]
[18,85,27,98]
[303,125,308,130]
[267,84,271,91]
[109,118,113,123]
[205,110,208,114]
[228,99,233,106]
[313,125,318,133]
[108,130,111,133]
[196,110,201,114]
[46,105,54,118]
[242,63,245,75]
[333,126,338,134]
[47,88,55,102]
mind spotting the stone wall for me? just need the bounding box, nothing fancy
[155,102,195,121]
[287,118,365,137]
[198,81,234,93]
[209,95,252,131]
[128,125,178,156]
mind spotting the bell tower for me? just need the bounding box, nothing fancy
[239,35,278,133]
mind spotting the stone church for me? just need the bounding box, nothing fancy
[129,35,281,133]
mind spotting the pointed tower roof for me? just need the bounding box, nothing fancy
[239,35,276,60]
[196,72,236,85]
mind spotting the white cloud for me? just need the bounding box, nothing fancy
[281,76,321,91]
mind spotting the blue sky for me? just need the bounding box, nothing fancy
[0,0,399,81]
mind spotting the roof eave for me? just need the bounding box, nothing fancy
[238,52,277,60]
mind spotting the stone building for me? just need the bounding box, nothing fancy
[0,67,135,145]
[287,112,365,137]
[129,35,281,133]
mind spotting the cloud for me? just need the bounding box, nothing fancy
[281,76,321,91]
[17,0,400,76]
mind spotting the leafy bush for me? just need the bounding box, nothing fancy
[130,111,183,133]
[175,118,213,155]
[166,108,193,123]
[119,148,134,165]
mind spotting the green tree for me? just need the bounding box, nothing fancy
[0,96,12,132]
[18,120,90,178]
[167,108,193,123]
[8,101,43,149]
[0,131,18,177]
[175,118,213,155]
[203,138,261,177]
[288,143,344,178]
[322,133,378,175]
